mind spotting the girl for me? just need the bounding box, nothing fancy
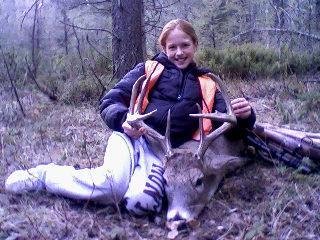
[5,19,255,216]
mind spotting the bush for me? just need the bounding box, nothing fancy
[94,55,113,74]
[297,90,320,120]
[286,52,320,74]
[197,44,320,79]
[61,77,102,105]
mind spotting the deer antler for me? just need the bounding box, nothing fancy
[126,75,172,157]
[190,73,237,159]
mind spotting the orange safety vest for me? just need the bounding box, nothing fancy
[137,60,216,140]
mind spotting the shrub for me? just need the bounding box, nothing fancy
[61,77,102,105]
[197,44,320,79]
[297,90,320,120]
[94,55,113,74]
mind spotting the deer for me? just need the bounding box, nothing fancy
[126,73,250,229]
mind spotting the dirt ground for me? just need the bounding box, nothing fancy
[0,77,319,240]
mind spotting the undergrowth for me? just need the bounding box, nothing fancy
[197,44,320,79]
[2,43,319,107]
[272,76,320,128]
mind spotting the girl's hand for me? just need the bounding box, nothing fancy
[122,121,146,139]
[231,98,252,119]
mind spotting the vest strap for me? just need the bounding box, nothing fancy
[192,75,216,140]
[139,60,165,113]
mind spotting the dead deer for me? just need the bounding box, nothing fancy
[126,73,249,229]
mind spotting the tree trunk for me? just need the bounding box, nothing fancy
[249,2,258,43]
[307,0,313,51]
[62,9,69,55]
[272,0,288,52]
[31,1,40,79]
[112,0,145,79]
[209,16,216,48]
[315,0,320,33]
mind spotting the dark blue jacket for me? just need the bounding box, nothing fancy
[100,52,255,147]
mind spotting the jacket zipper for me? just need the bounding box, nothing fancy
[177,71,188,100]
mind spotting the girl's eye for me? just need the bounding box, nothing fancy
[168,46,176,50]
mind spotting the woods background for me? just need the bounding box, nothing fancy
[1,0,320,105]
[0,1,320,239]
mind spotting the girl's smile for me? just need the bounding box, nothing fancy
[164,28,197,69]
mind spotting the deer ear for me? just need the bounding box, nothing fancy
[204,155,247,174]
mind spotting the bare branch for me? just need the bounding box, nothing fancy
[229,28,320,42]
[72,0,110,6]
[83,58,106,92]
[86,35,109,61]
[20,0,40,29]
[52,0,110,10]
[144,0,180,10]
[68,0,111,11]
[25,56,58,101]
[72,26,86,76]
[59,21,117,38]
[0,45,26,117]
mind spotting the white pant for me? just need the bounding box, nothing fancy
[42,132,165,215]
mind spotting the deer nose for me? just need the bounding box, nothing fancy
[171,213,184,222]
[167,209,190,222]
[166,214,188,231]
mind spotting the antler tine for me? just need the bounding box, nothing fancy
[190,73,236,124]
[128,74,157,126]
[207,73,235,120]
[165,109,173,157]
[193,73,237,159]
[129,75,147,114]
[127,75,172,157]
[132,109,173,158]
[197,122,234,159]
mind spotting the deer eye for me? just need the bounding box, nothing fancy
[195,177,203,187]
[189,168,204,189]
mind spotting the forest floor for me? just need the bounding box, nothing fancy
[0,75,320,240]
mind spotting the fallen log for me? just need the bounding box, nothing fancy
[252,123,320,162]
[257,123,320,147]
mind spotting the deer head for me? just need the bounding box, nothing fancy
[127,73,248,229]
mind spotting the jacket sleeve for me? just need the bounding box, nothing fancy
[99,63,145,131]
[212,89,256,131]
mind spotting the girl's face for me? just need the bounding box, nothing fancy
[164,28,197,69]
